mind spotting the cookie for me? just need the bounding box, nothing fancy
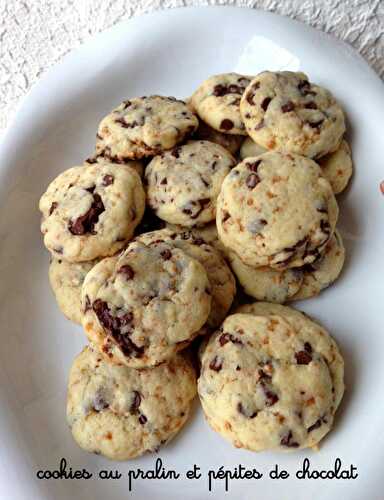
[81,240,211,367]
[318,140,353,194]
[198,310,344,451]
[67,346,196,460]
[191,73,252,135]
[146,140,235,227]
[290,230,345,301]
[39,164,145,262]
[85,154,144,177]
[95,96,198,160]
[228,252,303,303]
[194,120,244,155]
[239,136,267,160]
[235,302,344,412]
[136,228,236,328]
[240,71,345,159]
[49,257,99,324]
[216,153,339,269]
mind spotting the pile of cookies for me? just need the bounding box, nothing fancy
[39,70,349,460]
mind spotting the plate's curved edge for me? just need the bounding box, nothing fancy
[0,5,382,152]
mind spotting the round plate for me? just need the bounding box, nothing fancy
[0,6,383,500]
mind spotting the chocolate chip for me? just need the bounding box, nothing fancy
[247,218,267,234]
[49,202,58,215]
[261,97,272,111]
[85,156,98,164]
[138,414,147,425]
[122,100,132,108]
[304,342,312,353]
[280,430,299,448]
[182,199,210,220]
[248,160,261,172]
[308,119,324,129]
[258,369,272,380]
[220,119,234,131]
[171,147,182,158]
[219,333,243,346]
[93,389,109,412]
[102,175,114,186]
[68,193,105,236]
[304,101,317,109]
[160,178,167,185]
[307,418,323,433]
[222,210,231,223]
[246,92,255,105]
[281,101,294,113]
[160,248,172,260]
[84,295,91,312]
[92,299,143,358]
[118,265,135,280]
[237,402,258,419]
[298,80,316,96]
[246,173,260,189]
[130,391,141,412]
[261,382,279,407]
[295,350,312,365]
[209,356,223,371]
[85,185,96,193]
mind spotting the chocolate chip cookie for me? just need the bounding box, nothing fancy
[39,163,145,262]
[216,152,339,269]
[67,346,196,460]
[96,96,198,160]
[49,257,99,324]
[81,240,211,367]
[136,228,236,328]
[198,310,344,451]
[191,73,252,135]
[240,71,345,159]
[146,140,235,227]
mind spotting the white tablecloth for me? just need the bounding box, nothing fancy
[1,0,383,132]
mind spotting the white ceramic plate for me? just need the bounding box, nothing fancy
[1,6,383,500]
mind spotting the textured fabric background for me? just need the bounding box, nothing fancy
[1,0,383,132]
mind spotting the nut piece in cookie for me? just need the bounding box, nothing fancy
[39,163,145,262]
[216,152,339,269]
[96,96,198,160]
[81,240,212,367]
[240,71,345,159]
[146,140,235,227]
[191,73,253,135]
[198,308,344,452]
[67,346,196,460]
